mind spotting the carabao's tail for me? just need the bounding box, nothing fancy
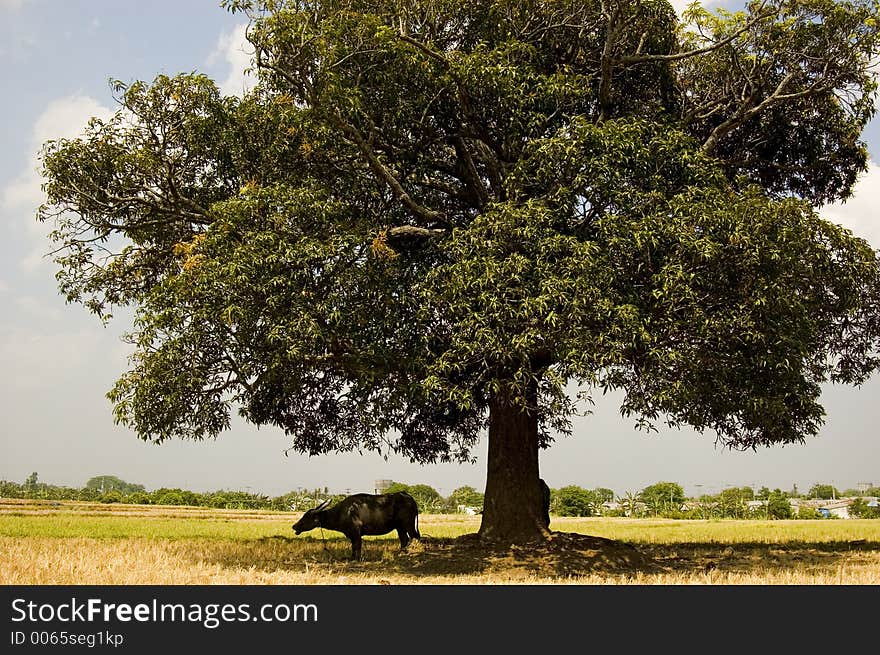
[400,490,420,539]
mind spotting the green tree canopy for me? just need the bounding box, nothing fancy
[85,475,146,494]
[849,498,880,518]
[717,486,754,517]
[447,485,485,509]
[808,483,840,499]
[768,489,794,518]
[38,0,880,544]
[384,482,444,511]
[551,485,596,516]
[639,482,686,513]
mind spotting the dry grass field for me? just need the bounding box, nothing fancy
[2,498,879,584]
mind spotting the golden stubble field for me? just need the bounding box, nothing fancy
[2,498,879,584]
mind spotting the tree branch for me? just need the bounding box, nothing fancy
[454,136,490,208]
[598,3,620,122]
[618,5,774,65]
[387,225,446,240]
[329,111,447,225]
[700,70,836,154]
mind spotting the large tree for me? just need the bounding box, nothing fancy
[40,0,880,544]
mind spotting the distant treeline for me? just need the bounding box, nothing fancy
[0,474,484,514]
[553,482,880,520]
[2,474,878,518]
[1,475,305,511]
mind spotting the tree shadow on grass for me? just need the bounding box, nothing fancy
[193,532,658,579]
[187,533,880,581]
[387,532,658,578]
[639,539,880,575]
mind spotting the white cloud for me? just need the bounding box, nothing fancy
[4,95,114,214]
[209,23,255,97]
[671,0,730,17]
[1,95,114,271]
[823,161,880,250]
[669,0,693,13]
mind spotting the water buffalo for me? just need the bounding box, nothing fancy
[292,491,420,560]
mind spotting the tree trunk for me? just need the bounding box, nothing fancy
[478,388,551,545]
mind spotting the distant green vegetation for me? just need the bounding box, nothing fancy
[0,475,484,515]
[3,474,878,520]
[3,474,308,511]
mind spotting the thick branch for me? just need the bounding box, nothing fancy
[374,225,447,256]
[598,4,620,121]
[398,33,453,70]
[700,70,835,154]
[618,5,774,65]
[386,225,446,240]
[330,112,447,225]
[454,136,490,208]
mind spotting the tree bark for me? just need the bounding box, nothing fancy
[478,387,551,545]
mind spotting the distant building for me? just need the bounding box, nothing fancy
[817,500,851,519]
[791,498,854,519]
[374,479,393,494]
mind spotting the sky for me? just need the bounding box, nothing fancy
[1,0,879,500]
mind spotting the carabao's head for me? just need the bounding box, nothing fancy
[292,499,331,534]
